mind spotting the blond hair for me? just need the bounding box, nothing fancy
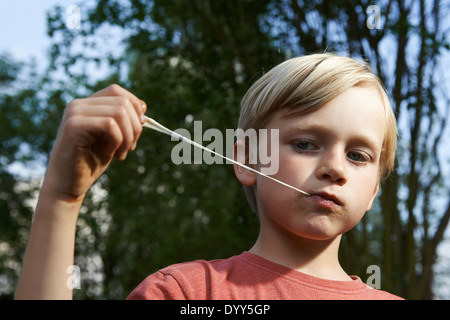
[238,53,397,213]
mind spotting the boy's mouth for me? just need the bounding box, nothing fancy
[308,192,343,208]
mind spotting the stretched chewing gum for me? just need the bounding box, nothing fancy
[143,116,310,196]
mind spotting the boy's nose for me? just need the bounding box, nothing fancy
[315,148,347,185]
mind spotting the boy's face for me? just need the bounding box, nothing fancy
[241,85,385,241]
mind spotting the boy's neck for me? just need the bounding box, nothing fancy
[249,229,351,281]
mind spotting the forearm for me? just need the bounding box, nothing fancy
[14,85,146,299]
[15,189,82,300]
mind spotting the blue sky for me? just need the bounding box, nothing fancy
[0,1,77,64]
[0,0,129,88]
[0,1,79,177]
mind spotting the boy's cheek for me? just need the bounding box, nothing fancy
[364,183,380,212]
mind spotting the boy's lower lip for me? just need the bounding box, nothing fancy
[308,195,342,209]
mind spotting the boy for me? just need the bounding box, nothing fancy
[15,53,402,299]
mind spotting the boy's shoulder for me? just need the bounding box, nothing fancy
[127,252,403,300]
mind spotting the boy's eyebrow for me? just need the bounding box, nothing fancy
[285,123,382,154]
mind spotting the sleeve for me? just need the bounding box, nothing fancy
[126,270,187,300]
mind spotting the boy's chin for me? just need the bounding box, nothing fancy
[293,230,343,242]
[290,221,351,242]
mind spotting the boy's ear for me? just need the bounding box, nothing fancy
[233,140,257,186]
[365,182,380,212]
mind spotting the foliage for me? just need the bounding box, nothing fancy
[1,0,449,299]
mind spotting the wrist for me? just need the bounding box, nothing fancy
[40,169,87,202]
[35,184,84,223]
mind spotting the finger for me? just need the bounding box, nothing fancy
[66,97,143,152]
[90,84,146,122]
[62,115,124,161]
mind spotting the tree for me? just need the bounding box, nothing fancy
[0,52,72,298]
[45,0,277,299]
[2,0,448,299]
[270,0,450,299]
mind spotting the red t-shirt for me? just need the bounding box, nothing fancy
[127,251,403,300]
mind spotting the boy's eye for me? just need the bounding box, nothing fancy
[294,141,316,151]
[347,151,368,162]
